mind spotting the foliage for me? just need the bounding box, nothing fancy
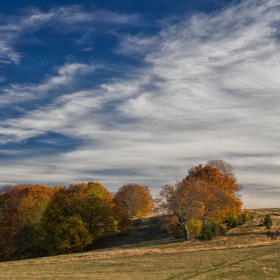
[167,219,203,238]
[42,182,116,255]
[0,184,58,261]
[0,159,243,260]
[117,217,132,236]
[157,160,242,241]
[242,210,252,222]
[238,214,245,225]
[225,210,252,228]
[201,221,224,240]
[188,219,203,237]
[186,161,243,219]
[263,214,273,229]
[167,222,184,239]
[157,178,212,240]
[114,183,154,219]
[225,215,237,228]
[114,183,154,234]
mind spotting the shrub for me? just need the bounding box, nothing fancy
[201,221,224,240]
[118,217,132,236]
[237,210,251,226]
[242,210,252,222]
[188,219,203,237]
[167,219,203,239]
[167,222,184,239]
[263,214,273,229]
[225,215,237,228]
[238,214,245,225]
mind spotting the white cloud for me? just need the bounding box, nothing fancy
[0,62,96,106]
[1,0,280,207]
[0,6,146,65]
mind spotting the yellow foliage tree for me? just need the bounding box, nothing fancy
[42,182,116,255]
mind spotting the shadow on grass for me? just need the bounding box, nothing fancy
[90,217,184,250]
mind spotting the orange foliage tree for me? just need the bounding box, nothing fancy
[186,160,242,217]
[157,179,212,241]
[0,184,59,260]
[157,160,242,241]
[113,183,154,234]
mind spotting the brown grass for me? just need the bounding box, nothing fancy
[0,209,280,279]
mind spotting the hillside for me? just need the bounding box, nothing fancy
[0,209,280,279]
[91,208,280,251]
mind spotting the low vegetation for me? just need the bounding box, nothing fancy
[0,209,280,279]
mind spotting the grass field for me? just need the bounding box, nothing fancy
[0,209,280,279]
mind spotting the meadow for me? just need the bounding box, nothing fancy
[0,209,280,279]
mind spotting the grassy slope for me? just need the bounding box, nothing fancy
[0,209,280,279]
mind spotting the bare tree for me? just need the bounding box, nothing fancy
[206,159,235,179]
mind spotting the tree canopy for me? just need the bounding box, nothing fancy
[114,183,154,219]
[0,184,59,260]
[42,182,116,255]
[0,159,244,260]
[157,160,242,240]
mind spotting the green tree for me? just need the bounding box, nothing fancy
[201,221,224,240]
[263,214,273,229]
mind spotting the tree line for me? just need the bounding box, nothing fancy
[0,160,244,261]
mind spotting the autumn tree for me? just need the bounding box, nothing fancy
[157,160,242,241]
[157,179,210,241]
[206,159,235,178]
[42,182,116,255]
[113,184,154,234]
[186,160,242,218]
[0,184,58,260]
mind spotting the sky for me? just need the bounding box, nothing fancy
[0,0,279,208]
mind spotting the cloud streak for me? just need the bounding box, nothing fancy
[0,0,280,207]
[0,6,146,65]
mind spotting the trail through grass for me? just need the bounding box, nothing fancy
[0,245,280,279]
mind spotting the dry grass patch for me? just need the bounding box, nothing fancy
[0,245,280,279]
[0,209,280,279]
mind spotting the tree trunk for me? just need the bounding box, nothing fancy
[183,224,190,241]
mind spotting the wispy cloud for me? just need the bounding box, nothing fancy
[0,62,96,106]
[0,6,146,65]
[0,0,280,207]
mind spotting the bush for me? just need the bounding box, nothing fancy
[237,210,252,226]
[225,215,237,228]
[118,217,132,236]
[167,219,203,239]
[242,210,252,222]
[188,219,203,237]
[263,214,273,229]
[238,214,246,225]
[167,222,184,239]
[201,221,224,240]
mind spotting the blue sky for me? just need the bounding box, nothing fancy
[0,0,279,208]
